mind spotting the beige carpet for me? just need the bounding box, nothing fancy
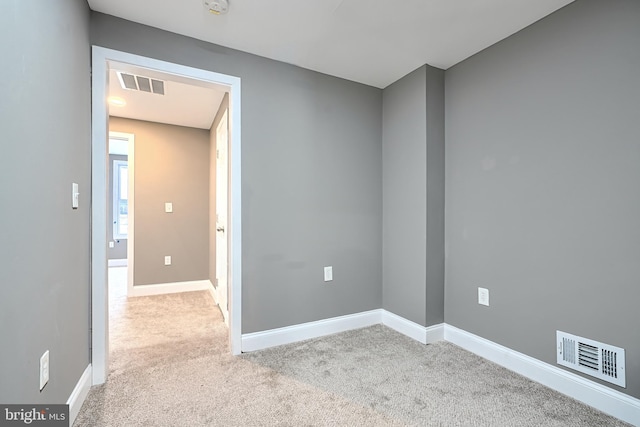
[74,270,629,426]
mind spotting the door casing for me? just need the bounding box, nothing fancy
[91,46,242,385]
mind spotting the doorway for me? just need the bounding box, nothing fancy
[91,46,242,385]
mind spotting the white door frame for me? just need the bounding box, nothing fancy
[91,46,242,385]
[215,110,229,325]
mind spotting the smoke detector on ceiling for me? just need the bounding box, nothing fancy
[204,0,229,15]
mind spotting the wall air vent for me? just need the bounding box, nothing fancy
[116,72,165,95]
[557,331,625,388]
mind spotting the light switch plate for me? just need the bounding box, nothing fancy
[165,202,173,213]
[324,266,333,282]
[72,183,79,209]
[478,287,489,306]
[164,256,172,266]
[40,350,49,391]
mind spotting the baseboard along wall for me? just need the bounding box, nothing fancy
[241,311,640,426]
[72,290,637,426]
[67,364,92,426]
[242,310,383,352]
[107,259,127,267]
[128,280,212,297]
[444,325,640,426]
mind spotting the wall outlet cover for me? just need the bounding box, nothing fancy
[164,255,172,266]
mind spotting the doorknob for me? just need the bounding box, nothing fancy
[217,226,225,232]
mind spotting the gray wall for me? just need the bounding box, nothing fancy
[445,0,640,398]
[209,93,229,287]
[382,67,427,325]
[108,153,128,260]
[109,117,210,286]
[382,65,445,327]
[0,0,90,403]
[425,66,445,326]
[92,12,383,333]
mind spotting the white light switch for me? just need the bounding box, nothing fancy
[478,287,489,306]
[72,183,79,209]
[109,241,115,248]
[164,256,172,266]
[324,266,333,282]
[165,202,173,213]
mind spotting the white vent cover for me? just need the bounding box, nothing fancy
[557,331,625,388]
[116,72,165,95]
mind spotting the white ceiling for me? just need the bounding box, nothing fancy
[88,0,574,89]
[108,62,226,130]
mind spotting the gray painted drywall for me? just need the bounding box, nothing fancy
[91,12,383,333]
[108,154,128,260]
[425,66,445,326]
[209,93,229,288]
[445,0,640,398]
[109,117,210,286]
[0,0,90,403]
[382,65,445,327]
[382,66,427,325]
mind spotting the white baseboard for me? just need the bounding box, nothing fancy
[129,280,211,297]
[240,309,639,425]
[67,364,92,426]
[426,322,445,343]
[242,309,383,352]
[381,310,443,344]
[108,259,127,267]
[207,281,217,304]
[444,324,640,426]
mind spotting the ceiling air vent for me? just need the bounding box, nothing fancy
[116,72,165,95]
[557,331,625,388]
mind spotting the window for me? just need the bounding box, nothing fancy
[113,159,128,239]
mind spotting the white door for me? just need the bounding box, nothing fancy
[216,110,229,325]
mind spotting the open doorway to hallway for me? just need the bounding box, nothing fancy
[104,61,230,374]
[92,47,242,385]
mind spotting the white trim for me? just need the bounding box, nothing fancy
[126,132,135,297]
[91,46,243,384]
[444,324,640,426]
[241,310,444,353]
[128,280,212,297]
[91,47,109,385]
[239,310,639,425]
[228,76,242,355]
[208,281,218,304]
[381,310,444,344]
[66,364,92,426]
[425,323,445,343]
[107,259,127,267]
[242,310,383,352]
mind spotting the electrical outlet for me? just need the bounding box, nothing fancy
[40,350,49,391]
[478,287,489,306]
[164,256,172,266]
[324,266,333,282]
[165,202,173,213]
